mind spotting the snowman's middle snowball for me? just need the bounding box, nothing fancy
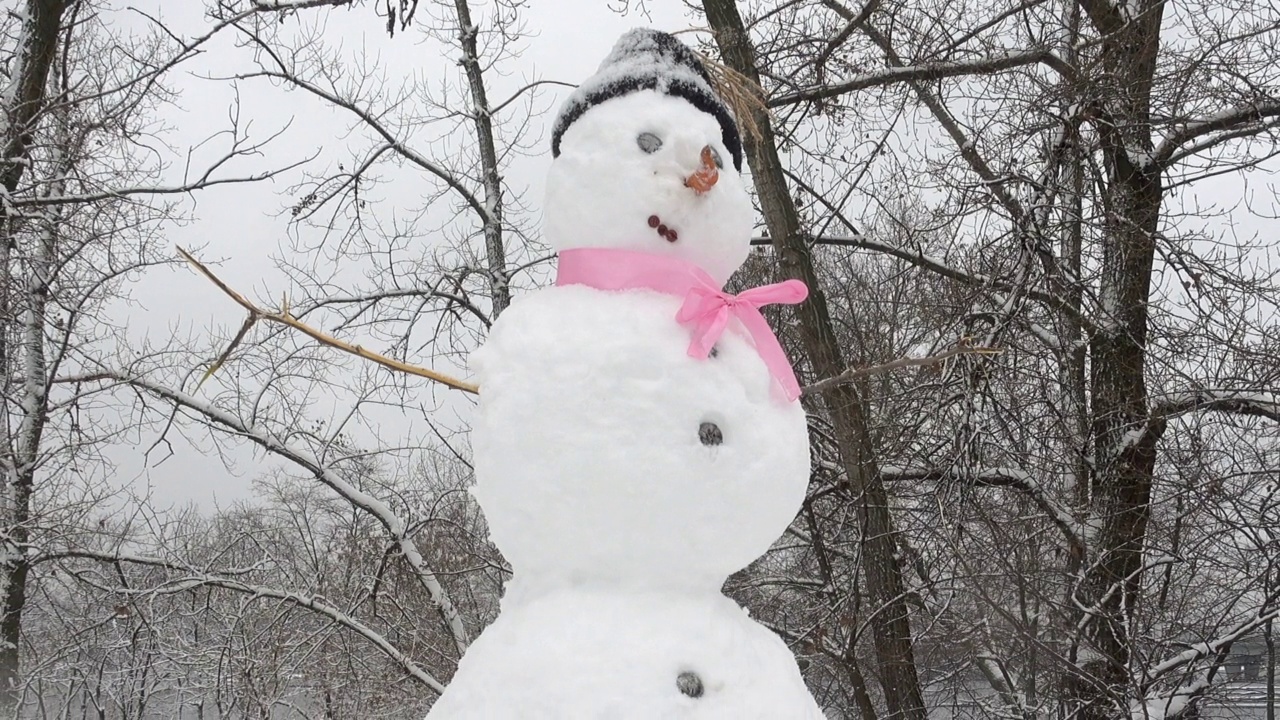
[470,285,810,591]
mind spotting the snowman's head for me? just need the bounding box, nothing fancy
[544,30,754,286]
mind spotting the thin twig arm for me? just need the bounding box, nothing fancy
[177,247,479,395]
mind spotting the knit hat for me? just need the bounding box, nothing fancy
[550,29,744,172]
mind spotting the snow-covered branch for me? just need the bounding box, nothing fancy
[974,643,1029,719]
[770,49,1067,107]
[1145,601,1280,679]
[1150,100,1280,168]
[1126,389,1280,451]
[249,0,355,9]
[71,372,473,658]
[115,570,446,694]
[1132,600,1280,720]
[34,548,261,577]
[246,0,419,34]
[1105,389,1280,461]
[1131,678,1211,720]
[1152,389,1280,423]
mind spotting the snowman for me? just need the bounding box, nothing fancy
[427,29,824,719]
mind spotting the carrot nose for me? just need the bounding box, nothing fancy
[684,146,720,194]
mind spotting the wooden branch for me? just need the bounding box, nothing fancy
[177,247,479,395]
[803,341,1002,396]
[1150,100,1280,168]
[813,0,881,72]
[1152,389,1280,423]
[771,48,1060,108]
[880,465,1084,555]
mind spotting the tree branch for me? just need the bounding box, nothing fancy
[803,341,1002,396]
[1145,597,1280,679]
[812,0,880,72]
[1152,389,1280,424]
[768,234,1097,334]
[41,546,448,692]
[882,466,1086,555]
[1074,0,1124,35]
[178,247,479,395]
[1150,100,1280,168]
[73,372,473,658]
[225,59,492,225]
[771,49,1066,108]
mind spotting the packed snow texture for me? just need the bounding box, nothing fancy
[544,90,753,286]
[431,31,819,715]
[469,285,810,593]
[425,586,826,719]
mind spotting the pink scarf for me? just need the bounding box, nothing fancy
[555,247,808,401]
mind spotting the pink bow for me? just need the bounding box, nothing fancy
[555,247,809,401]
[675,279,809,399]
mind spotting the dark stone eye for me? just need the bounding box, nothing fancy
[637,132,663,154]
[708,146,724,169]
[698,422,723,447]
[676,671,704,698]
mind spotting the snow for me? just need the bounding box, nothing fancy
[1027,322,1060,348]
[428,29,818,718]
[1131,679,1208,720]
[427,586,825,719]
[1157,389,1280,420]
[544,90,753,286]
[469,285,810,592]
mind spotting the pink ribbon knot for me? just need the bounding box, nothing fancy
[555,247,809,401]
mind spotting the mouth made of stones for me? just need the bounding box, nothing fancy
[647,214,678,243]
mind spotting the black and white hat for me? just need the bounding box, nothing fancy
[550,29,744,172]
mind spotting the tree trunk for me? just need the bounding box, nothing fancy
[1267,618,1275,720]
[1065,2,1166,718]
[698,4,926,720]
[451,0,510,317]
[0,0,70,712]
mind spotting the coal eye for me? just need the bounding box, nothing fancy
[708,146,724,169]
[637,132,663,154]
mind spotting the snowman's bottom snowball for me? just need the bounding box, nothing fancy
[425,588,825,720]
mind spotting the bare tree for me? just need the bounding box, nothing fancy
[13,0,538,713]
[0,0,299,711]
[698,1,1280,719]
[6,1,1273,718]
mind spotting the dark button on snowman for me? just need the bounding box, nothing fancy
[426,29,823,719]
